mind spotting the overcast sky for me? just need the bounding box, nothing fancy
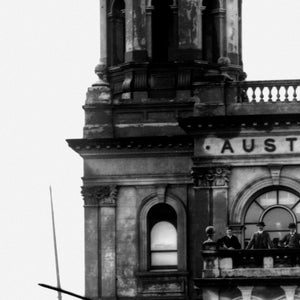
[0,1,299,299]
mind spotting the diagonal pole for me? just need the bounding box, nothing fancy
[50,186,63,300]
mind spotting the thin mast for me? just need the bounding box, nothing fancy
[50,186,62,300]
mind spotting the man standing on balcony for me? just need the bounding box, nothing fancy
[246,221,273,249]
[280,223,300,248]
[217,227,241,249]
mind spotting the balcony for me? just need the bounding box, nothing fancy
[202,246,300,279]
[194,79,300,117]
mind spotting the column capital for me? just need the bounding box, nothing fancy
[192,166,231,187]
[82,185,118,207]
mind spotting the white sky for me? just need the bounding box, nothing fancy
[0,0,299,299]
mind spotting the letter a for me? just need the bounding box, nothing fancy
[221,139,234,154]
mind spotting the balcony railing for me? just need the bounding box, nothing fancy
[236,80,300,103]
[202,247,300,278]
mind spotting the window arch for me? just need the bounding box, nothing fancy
[138,194,186,271]
[244,188,300,245]
[108,0,125,66]
[149,204,177,269]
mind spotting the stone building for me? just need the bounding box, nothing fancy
[67,1,300,300]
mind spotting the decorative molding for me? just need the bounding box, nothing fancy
[81,185,118,207]
[192,166,231,187]
[134,71,147,91]
[268,164,282,185]
[86,63,111,105]
[67,136,193,152]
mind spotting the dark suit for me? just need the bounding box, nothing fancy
[280,233,300,248]
[246,231,272,249]
[217,235,241,249]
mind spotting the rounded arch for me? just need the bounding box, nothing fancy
[109,0,125,14]
[230,176,300,224]
[138,193,187,271]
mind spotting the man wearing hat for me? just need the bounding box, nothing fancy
[246,221,273,249]
[280,223,300,248]
[217,227,241,250]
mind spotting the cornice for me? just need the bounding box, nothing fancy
[179,113,300,133]
[67,135,193,153]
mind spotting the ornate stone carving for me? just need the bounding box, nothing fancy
[81,185,118,206]
[268,164,282,185]
[192,166,231,187]
[85,62,111,104]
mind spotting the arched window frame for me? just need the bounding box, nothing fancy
[108,0,126,66]
[243,187,300,245]
[138,193,187,272]
[230,176,300,248]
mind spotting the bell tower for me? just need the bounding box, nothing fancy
[83,0,245,141]
[68,1,247,300]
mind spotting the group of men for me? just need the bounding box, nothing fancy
[217,222,300,249]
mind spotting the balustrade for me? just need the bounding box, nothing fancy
[202,248,300,278]
[237,80,300,103]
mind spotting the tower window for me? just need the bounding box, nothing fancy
[109,0,125,65]
[148,203,177,269]
[151,0,173,62]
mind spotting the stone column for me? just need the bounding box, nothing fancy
[191,168,211,277]
[211,1,227,63]
[226,0,240,65]
[82,185,118,300]
[193,166,231,240]
[210,167,231,241]
[178,0,205,60]
[99,0,107,64]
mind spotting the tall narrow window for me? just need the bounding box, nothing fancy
[148,203,177,269]
[109,0,125,65]
[152,0,173,62]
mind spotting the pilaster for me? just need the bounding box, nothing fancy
[192,166,231,240]
[82,185,118,300]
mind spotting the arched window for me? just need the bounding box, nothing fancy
[151,0,174,62]
[148,203,177,269]
[244,189,300,245]
[138,194,187,272]
[108,0,125,66]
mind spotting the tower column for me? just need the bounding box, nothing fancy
[99,0,107,64]
[212,7,227,63]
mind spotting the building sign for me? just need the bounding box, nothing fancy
[201,135,300,156]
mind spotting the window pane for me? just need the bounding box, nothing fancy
[269,231,289,241]
[263,208,293,231]
[244,224,258,240]
[256,191,277,208]
[151,252,177,266]
[245,202,263,223]
[151,221,177,251]
[293,203,300,219]
[279,191,298,207]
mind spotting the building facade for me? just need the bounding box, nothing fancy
[68,1,300,300]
